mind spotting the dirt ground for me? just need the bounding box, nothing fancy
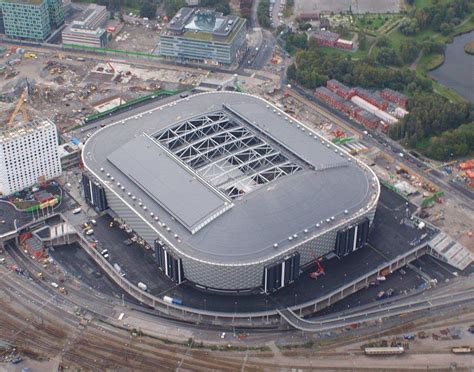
[0,50,208,132]
[108,23,161,54]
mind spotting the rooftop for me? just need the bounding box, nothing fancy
[83,93,379,265]
[0,0,45,5]
[0,119,54,144]
[163,7,244,42]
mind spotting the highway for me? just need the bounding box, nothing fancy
[279,287,474,332]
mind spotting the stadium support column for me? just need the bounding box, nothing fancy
[154,239,184,284]
[262,252,300,293]
[334,218,370,258]
[81,173,108,212]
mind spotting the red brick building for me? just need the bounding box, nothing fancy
[354,109,380,129]
[326,79,355,100]
[355,88,388,110]
[315,86,346,111]
[313,31,340,47]
[336,39,353,50]
[380,88,409,108]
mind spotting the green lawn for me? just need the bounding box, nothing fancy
[417,53,444,71]
[317,45,369,60]
[354,14,402,35]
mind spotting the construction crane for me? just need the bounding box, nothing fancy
[309,253,325,279]
[7,86,29,127]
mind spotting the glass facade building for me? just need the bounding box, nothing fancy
[159,8,247,65]
[0,0,64,41]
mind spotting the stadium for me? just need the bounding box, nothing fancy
[81,92,380,293]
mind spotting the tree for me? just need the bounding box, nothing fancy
[399,40,419,64]
[439,22,454,35]
[140,1,157,18]
[422,37,445,54]
[376,47,400,66]
[201,0,231,15]
[164,0,186,18]
[377,35,390,48]
[399,18,419,35]
[358,32,367,51]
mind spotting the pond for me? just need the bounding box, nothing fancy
[429,30,474,102]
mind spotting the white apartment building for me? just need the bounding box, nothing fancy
[0,119,61,196]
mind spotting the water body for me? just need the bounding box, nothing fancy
[429,30,474,102]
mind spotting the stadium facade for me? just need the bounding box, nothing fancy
[82,92,380,293]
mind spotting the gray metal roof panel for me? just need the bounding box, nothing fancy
[107,134,229,232]
[82,92,378,264]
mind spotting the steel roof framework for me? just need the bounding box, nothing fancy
[154,111,302,198]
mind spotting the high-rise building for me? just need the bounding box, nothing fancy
[159,7,246,65]
[0,0,64,41]
[0,119,62,196]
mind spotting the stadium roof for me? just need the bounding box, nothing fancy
[83,92,379,265]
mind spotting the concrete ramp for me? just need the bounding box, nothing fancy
[428,232,473,271]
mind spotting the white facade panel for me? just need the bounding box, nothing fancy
[0,119,61,195]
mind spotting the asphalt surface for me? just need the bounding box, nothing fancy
[0,201,33,237]
[50,184,434,314]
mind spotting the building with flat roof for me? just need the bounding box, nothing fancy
[158,7,246,65]
[82,92,379,293]
[0,0,63,41]
[0,119,61,195]
[62,4,109,47]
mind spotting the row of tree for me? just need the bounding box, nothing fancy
[400,0,472,36]
[389,94,473,161]
[257,0,271,28]
[286,42,432,93]
[423,122,474,160]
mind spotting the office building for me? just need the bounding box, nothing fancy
[62,4,109,47]
[159,7,246,65]
[0,0,64,41]
[0,119,62,195]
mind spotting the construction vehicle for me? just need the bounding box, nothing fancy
[309,253,325,279]
[421,191,444,208]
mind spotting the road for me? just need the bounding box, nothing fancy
[2,252,473,370]
[280,286,474,331]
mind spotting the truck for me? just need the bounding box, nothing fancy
[163,296,182,305]
[114,263,125,276]
[137,282,147,291]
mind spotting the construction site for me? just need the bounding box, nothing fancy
[0,34,473,369]
[0,47,210,133]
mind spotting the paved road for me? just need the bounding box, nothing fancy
[280,286,474,331]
